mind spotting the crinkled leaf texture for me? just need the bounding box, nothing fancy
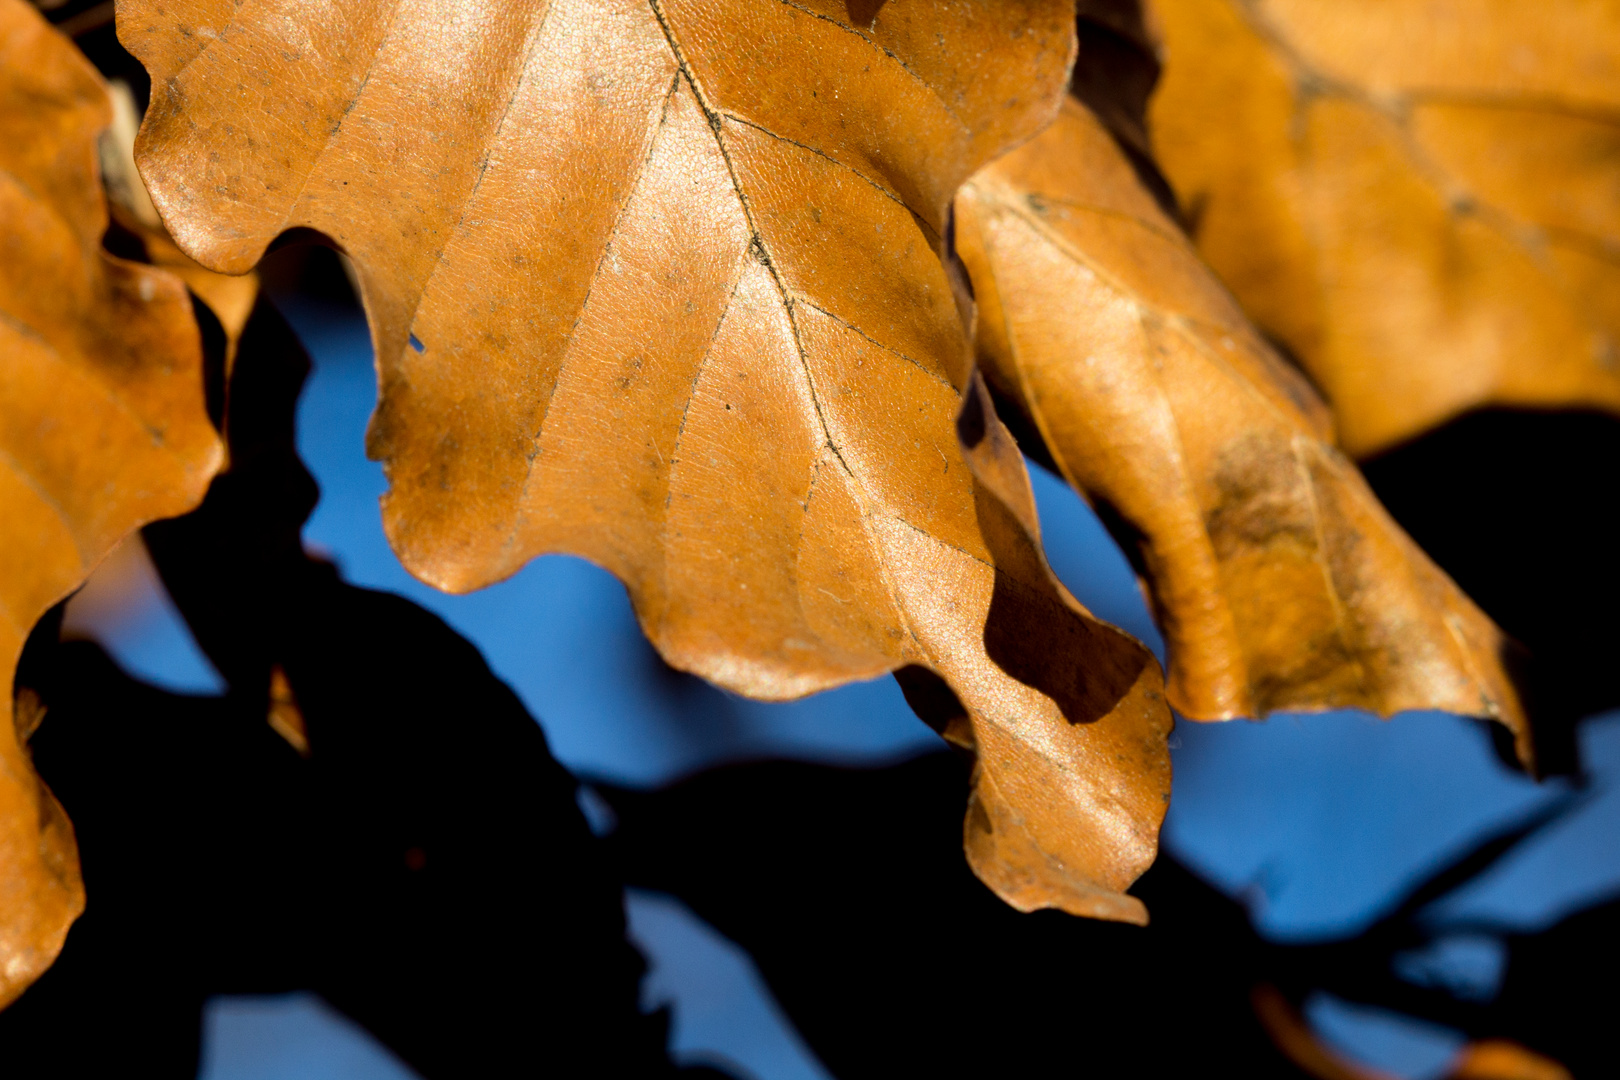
[0,0,222,1007]
[955,98,1531,762]
[123,0,1172,920]
[1147,0,1620,457]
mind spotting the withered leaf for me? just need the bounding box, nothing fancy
[1447,1041,1573,1080]
[100,79,258,373]
[1147,0,1620,458]
[954,98,1530,758]
[122,0,1172,918]
[0,0,222,1007]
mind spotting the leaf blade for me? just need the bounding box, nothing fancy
[1147,0,1620,457]
[125,0,1172,915]
[0,0,222,1007]
[955,98,1531,759]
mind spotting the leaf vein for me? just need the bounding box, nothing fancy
[720,110,936,237]
[795,299,952,389]
[0,441,91,576]
[505,70,686,562]
[648,0,927,657]
[772,0,969,131]
[0,303,189,454]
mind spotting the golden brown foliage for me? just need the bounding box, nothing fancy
[1448,1041,1574,1080]
[1148,0,1620,457]
[120,0,1172,920]
[955,98,1530,758]
[98,78,258,361]
[0,0,221,1007]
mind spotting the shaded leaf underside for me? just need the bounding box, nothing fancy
[956,98,1531,760]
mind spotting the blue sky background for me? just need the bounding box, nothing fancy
[65,299,1620,1080]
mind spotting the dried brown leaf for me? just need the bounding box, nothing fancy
[122,0,1172,918]
[1447,1041,1574,1080]
[100,79,258,370]
[1146,0,1620,457]
[954,98,1530,757]
[0,0,221,1006]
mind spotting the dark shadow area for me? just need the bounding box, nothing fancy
[2,297,723,1079]
[259,232,364,312]
[602,754,1619,1079]
[1071,0,1182,224]
[1488,894,1620,1077]
[601,753,1308,1078]
[1273,795,1618,1078]
[44,0,148,108]
[1362,408,1620,776]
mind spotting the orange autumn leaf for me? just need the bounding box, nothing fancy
[98,78,258,374]
[1447,1040,1574,1080]
[121,0,1173,919]
[1147,0,1620,458]
[0,0,221,1007]
[954,97,1529,758]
